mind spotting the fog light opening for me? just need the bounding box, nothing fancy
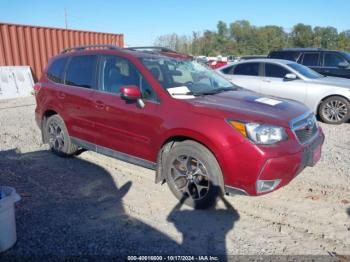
[256,179,281,193]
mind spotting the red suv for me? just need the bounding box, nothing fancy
[34,45,325,208]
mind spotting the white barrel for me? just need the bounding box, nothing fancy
[0,186,21,252]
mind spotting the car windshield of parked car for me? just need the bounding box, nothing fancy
[141,57,236,95]
[288,63,324,79]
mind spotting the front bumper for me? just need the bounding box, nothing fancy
[223,128,325,196]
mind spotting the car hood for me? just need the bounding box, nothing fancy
[310,76,350,89]
[186,90,310,128]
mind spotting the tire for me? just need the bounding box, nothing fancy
[319,96,350,125]
[164,140,223,209]
[44,115,78,157]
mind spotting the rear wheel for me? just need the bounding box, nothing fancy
[164,140,223,209]
[319,96,350,124]
[45,115,78,157]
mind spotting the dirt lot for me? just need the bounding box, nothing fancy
[0,96,349,258]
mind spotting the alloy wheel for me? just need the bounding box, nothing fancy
[48,121,65,151]
[322,99,348,122]
[170,154,210,200]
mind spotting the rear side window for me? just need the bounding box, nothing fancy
[265,63,290,78]
[65,55,97,88]
[301,53,319,66]
[233,63,260,76]
[221,65,234,74]
[324,53,347,67]
[47,57,68,83]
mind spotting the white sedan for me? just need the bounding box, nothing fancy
[217,59,350,124]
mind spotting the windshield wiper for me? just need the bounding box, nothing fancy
[169,91,196,96]
[193,87,235,96]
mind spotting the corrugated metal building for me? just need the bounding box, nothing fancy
[0,22,124,80]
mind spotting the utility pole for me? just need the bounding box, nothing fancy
[64,8,68,29]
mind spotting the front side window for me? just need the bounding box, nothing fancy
[65,55,97,88]
[47,57,68,83]
[265,63,290,78]
[288,63,323,79]
[99,55,158,101]
[301,53,319,67]
[141,57,235,95]
[233,63,260,76]
[324,53,347,67]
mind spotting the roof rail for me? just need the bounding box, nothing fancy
[61,44,120,53]
[274,47,325,51]
[126,46,193,59]
[126,46,179,53]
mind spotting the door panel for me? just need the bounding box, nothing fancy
[59,85,96,143]
[91,91,161,161]
[59,55,98,143]
[226,62,262,93]
[259,77,307,103]
[260,63,307,103]
[91,54,161,161]
[226,75,262,93]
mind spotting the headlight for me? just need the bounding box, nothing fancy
[227,120,288,145]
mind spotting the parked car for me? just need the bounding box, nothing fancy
[268,48,350,79]
[217,59,350,124]
[207,59,227,69]
[34,45,324,208]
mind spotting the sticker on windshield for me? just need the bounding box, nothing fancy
[255,97,283,106]
[167,86,195,99]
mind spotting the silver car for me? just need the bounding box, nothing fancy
[217,59,350,124]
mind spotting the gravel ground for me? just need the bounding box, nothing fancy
[0,96,349,260]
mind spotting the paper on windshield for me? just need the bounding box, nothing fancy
[167,86,195,99]
[255,97,282,106]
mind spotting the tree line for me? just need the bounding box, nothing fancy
[154,20,350,56]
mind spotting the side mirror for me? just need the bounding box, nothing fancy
[338,61,349,68]
[284,73,297,80]
[120,85,141,100]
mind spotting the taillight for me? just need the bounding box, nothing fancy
[33,83,42,95]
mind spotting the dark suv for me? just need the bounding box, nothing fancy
[34,45,324,208]
[268,48,350,79]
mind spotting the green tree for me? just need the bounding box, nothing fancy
[313,26,338,49]
[291,23,314,47]
[215,21,229,54]
[337,32,350,51]
[154,20,348,56]
[229,20,257,55]
[259,26,288,53]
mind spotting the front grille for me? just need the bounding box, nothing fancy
[290,113,318,144]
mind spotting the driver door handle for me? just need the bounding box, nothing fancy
[57,91,66,99]
[262,79,271,83]
[94,100,105,110]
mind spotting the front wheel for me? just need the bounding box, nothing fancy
[319,96,350,124]
[164,140,223,209]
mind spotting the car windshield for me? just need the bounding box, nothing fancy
[140,57,236,96]
[288,63,324,79]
